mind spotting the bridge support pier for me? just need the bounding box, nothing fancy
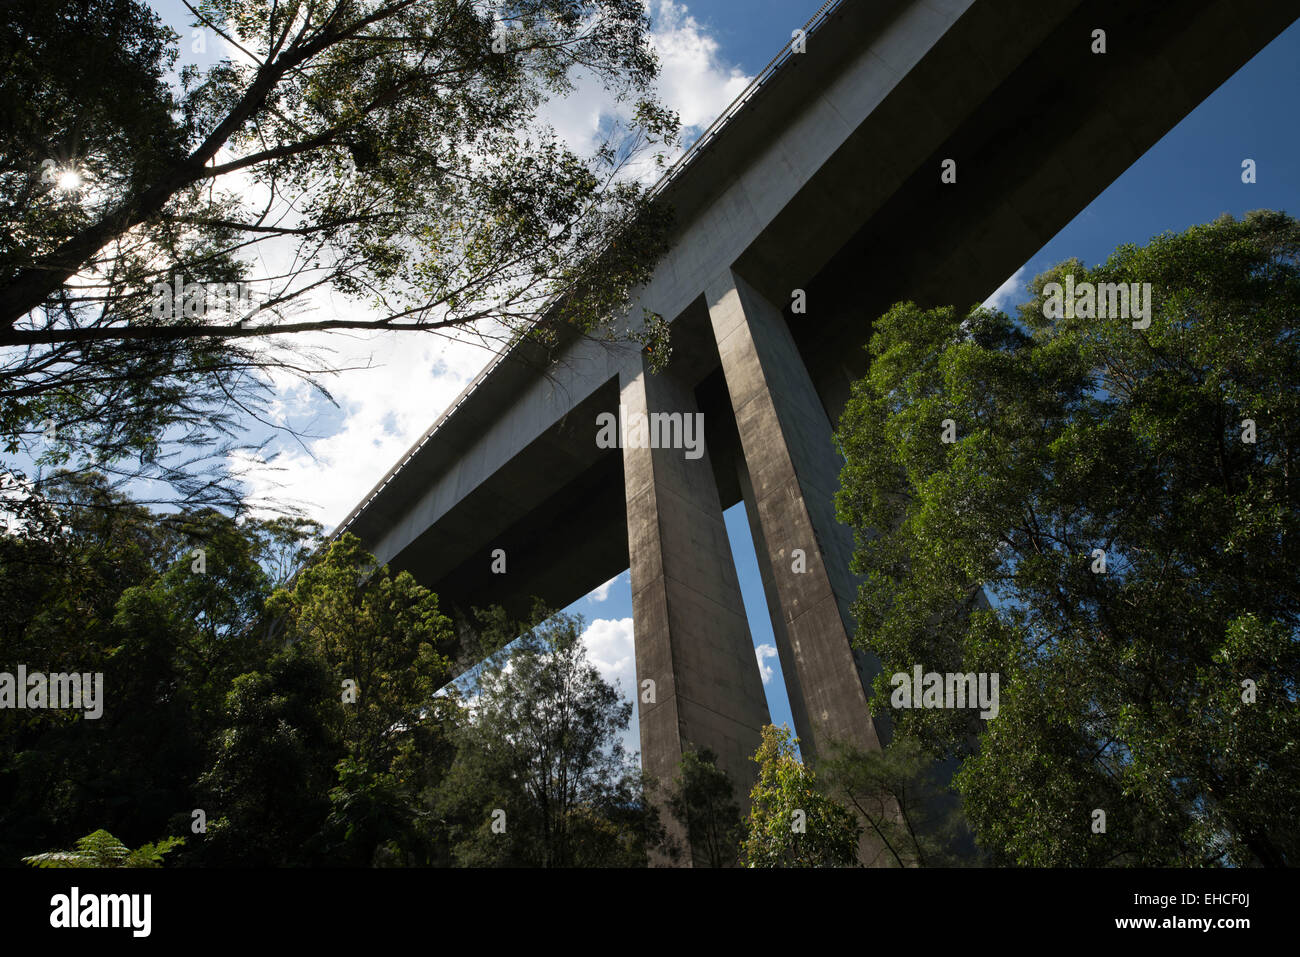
[706,269,888,765]
[619,356,770,866]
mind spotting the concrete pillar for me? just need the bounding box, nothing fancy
[733,458,803,739]
[705,269,887,764]
[619,355,770,867]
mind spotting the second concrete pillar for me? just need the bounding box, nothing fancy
[619,354,770,865]
[705,269,887,764]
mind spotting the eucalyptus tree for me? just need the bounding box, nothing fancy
[835,211,1300,866]
[1,0,679,516]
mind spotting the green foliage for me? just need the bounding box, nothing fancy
[192,649,341,866]
[267,534,457,771]
[0,474,309,865]
[667,748,744,867]
[23,829,184,868]
[3,483,678,867]
[819,737,976,867]
[196,533,462,866]
[835,210,1300,866]
[739,725,860,868]
[2,486,457,867]
[438,604,663,867]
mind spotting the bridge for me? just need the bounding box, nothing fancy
[334,0,1299,864]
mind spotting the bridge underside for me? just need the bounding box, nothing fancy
[343,0,1298,865]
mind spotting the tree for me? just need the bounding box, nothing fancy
[438,605,663,866]
[266,534,457,773]
[193,648,342,865]
[834,210,1300,866]
[2,0,679,517]
[739,725,860,868]
[818,736,976,867]
[667,747,744,868]
[0,471,312,865]
[197,533,462,865]
[1,482,470,867]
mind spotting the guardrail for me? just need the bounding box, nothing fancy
[647,0,844,201]
[331,0,847,541]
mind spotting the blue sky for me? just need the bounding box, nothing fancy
[139,1,1300,763]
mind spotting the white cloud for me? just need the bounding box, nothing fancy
[536,0,752,187]
[581,616,637,695]
[649,1,752,133]
[982,264,1031,312]
[755,643,777,685]
[587,571,627,603]
[232,326,490,526]
[581,616,641,761]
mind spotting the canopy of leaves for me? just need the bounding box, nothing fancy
[835,210,1300,866]
[0,474,316,864]
[199,533,461,865]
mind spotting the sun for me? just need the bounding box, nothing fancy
[56,169,83,192]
